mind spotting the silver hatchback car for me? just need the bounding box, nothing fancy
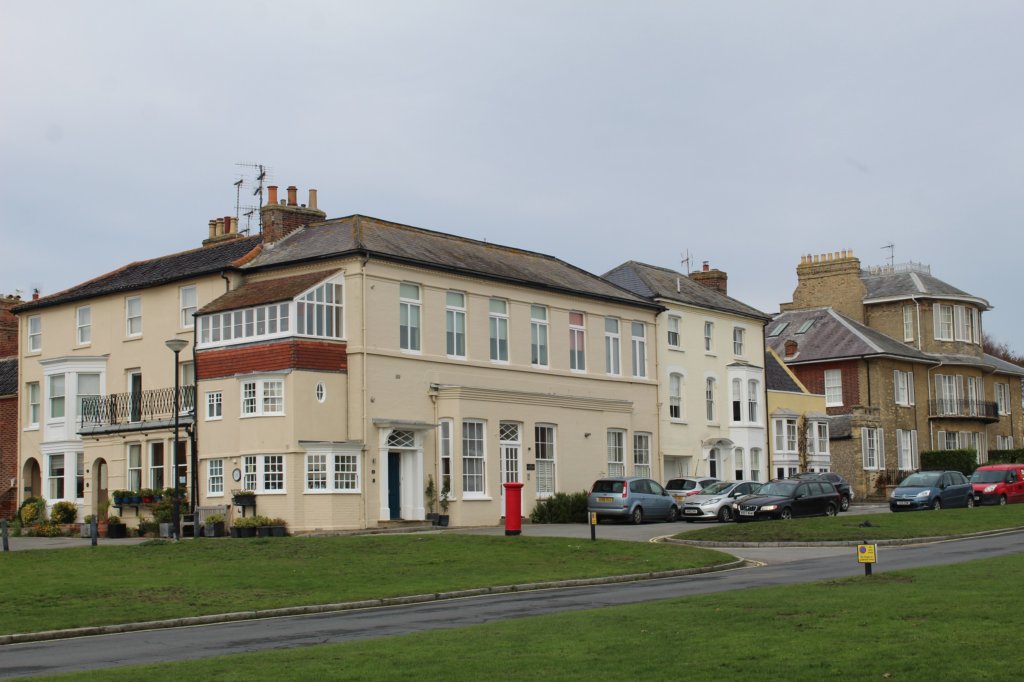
[587,477,680,524]
[682,480,762,522]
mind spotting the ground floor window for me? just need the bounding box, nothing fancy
[633,433,651,478]
[304,450,360,492]
[207,458,224,495]
[734,448,744,480]
[48,454,65,499]
[243,454,286,493]
[462,420,486,496]
[535,425,556,496]
[607,430,625,477]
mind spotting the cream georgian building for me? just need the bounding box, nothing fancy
[193,199,662,531]
[603,261,771,482]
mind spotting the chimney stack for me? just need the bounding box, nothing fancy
[267,185,278,205]
[261,184,327,243]
[782,248,865,320]
[689,262,728,296]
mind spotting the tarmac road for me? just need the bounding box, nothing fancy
[1,524,1020,679]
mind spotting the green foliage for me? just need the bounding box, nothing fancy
[138,520,159,536]
[921,449,978,475]
[18,496,46,525]
[205,513,225,524]
[107,515,121,524]
[988,449,1024,464]
[150,497,173,523]
[50,500,78,524]
[25,521,68,537]
[529,491,589,524]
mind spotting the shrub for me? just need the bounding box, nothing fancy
[18,497,46,526]
[26,521,67,537]
[138,520,159,536]
[921,449,978,475]
[529,491,589,524]
[988,449,1024,464]
[107,515,122,524]
[205,513,225,524]
[51,500,78,524]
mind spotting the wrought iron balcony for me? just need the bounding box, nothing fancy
[80,386,195,434]
[928,399,999,421]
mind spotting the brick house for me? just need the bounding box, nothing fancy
[1,294,19,519]
[769,250,1024,498]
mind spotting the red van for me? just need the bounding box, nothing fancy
[970,464,1024,505]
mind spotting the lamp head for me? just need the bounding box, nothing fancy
[165,338,188,353]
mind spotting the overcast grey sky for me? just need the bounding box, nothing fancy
[3,1,1022,345]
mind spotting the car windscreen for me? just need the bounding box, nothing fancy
[754,481,797,496]
[700,481,733,495]
[592,480,624,494]
[666,479,696,490]
[900,472,940,487]
[971,470,1007,484]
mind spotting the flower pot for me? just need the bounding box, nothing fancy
[106,523,128,539]
[257,526,272,538]
[205,521,225,538]
[240,526,257,538]
[159,522,175,538]
[270,525,287,537]
[437,515,450,527]
[80,523,94,538]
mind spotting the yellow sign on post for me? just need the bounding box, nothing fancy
[857,544,877,563]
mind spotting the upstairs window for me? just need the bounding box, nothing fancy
[604,318,621,375]
[631,321,647,378]
[180,285,197,329]
[669,373,682,420]
[27,382,40,427]
[126,296,142,337]
[199,302,290,347]
[747,379,759,422]
[903,305,914,342]
[667,316,681,348]
[705,378,716,422]
[824,369,843,407]
[704,321,714,352]
[569,312,586,372]
[894,370,915,406]
[996,383,1011,415]
[399,283,421,352]
[530,305,548,367]
[49,374,65,420]
[933,304,954,341]
[489,298,509,362]
[241,378,284,417]
[28,315,41,352]
[297,279,344,339]
[733,327,745,356]
[76,306,91,345]
[446,292,466,358]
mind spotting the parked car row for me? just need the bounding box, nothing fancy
[888,464,1024,511]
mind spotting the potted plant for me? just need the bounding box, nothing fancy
[268,517,288,537]
[205,513,226,538]
[106,515,127,539]
[111,490,126,506]
[234,516,257,538]
[425,475,439,523]
[140,488,155,504]
[233,490,256,507]
[254,515,273,537]
[438,480,451,527]
[81,514,96,538]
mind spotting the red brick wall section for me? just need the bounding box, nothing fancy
[790,359,861,415]
[0,396,16,519]
[197,339,348,380]
[0,297,18,357]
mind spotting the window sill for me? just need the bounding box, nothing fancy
[24,425,40,432]
[205,417,223,422]
[74,343,92,350]
[304,489,362,495]
[462,496,492,501]
[669,418,686,425]
[240,413,285,419]
[123,336,143,343]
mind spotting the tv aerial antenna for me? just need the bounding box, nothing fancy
[234,162,272,234]
[881,241,895,268]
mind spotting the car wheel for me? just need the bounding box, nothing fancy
[631,507,643,525]
[840,495,850,512]
[1000,495,1008,506]
[965,495,974,509]
[780,507,793,520]
[665,506,679,523]
[825,503,837,517]
[932,498,942,511]
[718,506,734,523]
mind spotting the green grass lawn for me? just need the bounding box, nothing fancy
[43,551,1024,681]
[0,534,731,635]
[679,503,1024,542]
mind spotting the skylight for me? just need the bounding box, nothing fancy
[768,322,789,337]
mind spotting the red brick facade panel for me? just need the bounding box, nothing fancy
[197,339,347,380]
[790,360,861,415]
[0,396,16,519]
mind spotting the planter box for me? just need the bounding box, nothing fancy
[239,526,257,538]
[232,494,256,507]
[230,526,242,538]
[205,521,225,538]
[437,515,450,527]
[80,523,94,538]
[270,525,287,537]
[257,526,272,538]
[106,523,128,539]
[159,523,176,538]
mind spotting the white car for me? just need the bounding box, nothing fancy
[682,480,762,522]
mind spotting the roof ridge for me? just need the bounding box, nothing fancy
[826,308,884,353]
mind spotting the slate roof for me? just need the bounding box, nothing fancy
[0,358,17,397]
[13,236,262,313]
[243,215,659,309]
[765,350,804,393]
[765,308,935,364]
[860,268,990,309]
[829,413,852,439]
[603,261,770,321]
[198,270,342,315]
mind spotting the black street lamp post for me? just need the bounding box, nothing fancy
[165,338,188,539]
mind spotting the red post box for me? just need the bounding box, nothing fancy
[503,482,524,536]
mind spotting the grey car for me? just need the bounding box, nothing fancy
[682,480,762,522]
[588,477,679,524]
[665,477,720,506]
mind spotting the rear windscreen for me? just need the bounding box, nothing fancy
[592,480,625,494]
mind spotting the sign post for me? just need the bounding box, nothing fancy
[590,512,597,541]
[857,542,877,576]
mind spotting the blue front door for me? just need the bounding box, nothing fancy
[388,452,401,520]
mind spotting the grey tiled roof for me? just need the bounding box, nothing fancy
[199,270,342,315]
[830,413,852,439]
[766,308,935,364]
[603,261,770,321]
[765,350,803,393]
[861,269,989,308]
[0,358,17,396]
[245,215,659,308]
[13,236,262,313]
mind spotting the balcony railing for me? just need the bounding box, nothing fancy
[80,386,195,432]
[928,399,999,421]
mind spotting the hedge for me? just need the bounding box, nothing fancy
[920,449,978,475]
[529,491,589,524]
[988,449,1024,464]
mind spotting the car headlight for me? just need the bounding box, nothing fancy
[702,498,721,505]
[984,485,997,493]
[916,490,931,498]
[760,504,778,512]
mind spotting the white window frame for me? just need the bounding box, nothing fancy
[734,447,745,480]
[705,377,716,422]
[207,458,224,495]
[127,442,142,492]
[198,302,291,348]
[733,327,745,356]
[897,430,919,470]
[48,374,65,421]
[894,370,915,406]
[750,448,762,481]
[180,285,197,329]
[704,320,714,352]
[569,311,586,372]
[148,441,165,491]
[27,381,40,428]
[731,378,743,423]
[824,369,843,407]
[304,444,361,493]
[47,453,65,500]
[631,321,647,378]
[76,306,91,345]
[296,278,344,340]
[902,305,914,342]
[446,291,467,359]
[607,429,625,477]
[125,296,142,337]
[861,427,884,470]
[530,305,549,368]
[243,454,286,493]
[774,417,798,453]
[535,424,556,497]
[633,432,652,478]
[462,419,486,497]
[439,419,453,497]
[206,391,223,420]
[604,318,621,376]
[399,282,421,353]
[747,379,759,423]
[76,373,100,422]
[27,315,41,352]
[996,383,1011,415]
[669,373,683,420]
[667,315,681,349]
[240,378,285,417]
[489,298,509,363]
[807,421,829,455]
[933,303,953,341]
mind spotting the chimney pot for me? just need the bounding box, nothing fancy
[215,218,225,236]
[287,186,298,206]
[208,220,217,239]
[308,188,318,210]
[32,288,40,301]
[267,185,278,205]
[702,261,710,272]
